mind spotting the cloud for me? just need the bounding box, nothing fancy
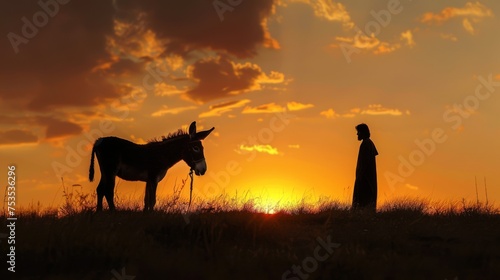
[341,108,361,118]
[151,105,197,117]
[287,101,314,111]
[238,144,279,155]
[440,33,458,42]
[114,0,279,58]
[334,29,415,55]
[38,117,84,140]
[242,102,286,114]
[420,2,493,34]
[335,33,379,50]
[154,83,185,96]
[0,114,84,143]
[320,108,339,119]
[321,105,409,119]
[361,104,406,116]
[241,101,311,114]
[0,129,38,145]
[420,2,493,24]
[259,71,289,85]
[62,109,135,126]
[112,84,148,111]
[288,144,300,149]
[462,18,475,34]
[0,0,281,143]
[400,30,415,47]
[373,42,400,55]
[0,1,121,111]
[286,0,354,29]
[199,99,251,118]
[184,56,286,103]
[106,19,165,60]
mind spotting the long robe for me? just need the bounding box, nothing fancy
[352,138,378,210]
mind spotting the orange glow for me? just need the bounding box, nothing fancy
[1,1,500,210]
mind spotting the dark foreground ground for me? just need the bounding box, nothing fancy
[1,205,500,280]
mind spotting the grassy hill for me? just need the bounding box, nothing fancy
[2,197,500,280]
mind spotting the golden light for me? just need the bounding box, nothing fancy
[254,201,278,215]
[239,177,308,214]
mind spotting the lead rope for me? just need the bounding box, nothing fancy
[188,169,194,210]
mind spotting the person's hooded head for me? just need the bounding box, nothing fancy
[356,123,370,141]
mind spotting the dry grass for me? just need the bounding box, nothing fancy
[2,186,499,279]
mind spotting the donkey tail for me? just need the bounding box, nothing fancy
[89,141,97,182]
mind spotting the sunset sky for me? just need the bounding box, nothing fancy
[1,0,500,210]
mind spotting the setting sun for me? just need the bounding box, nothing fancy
[265,208,276,215]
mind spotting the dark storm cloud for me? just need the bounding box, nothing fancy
[37,117,83,139]
[0,0,277,117]
[0,114,83,141]
[115,0,277,58]
[209,100,246,110]
[184,56,262,103]
[0,0,120,111]
[0,129,38,145]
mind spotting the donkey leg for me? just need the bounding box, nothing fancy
[149,181,158,210]
[96,178,106,211]
[104,176,116,211]
[143,182,151,212]
[143,181,158,211]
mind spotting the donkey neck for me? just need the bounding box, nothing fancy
[147,136,188,168]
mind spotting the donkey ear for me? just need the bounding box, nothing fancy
[188,121,196,138]
[196,127,215,140]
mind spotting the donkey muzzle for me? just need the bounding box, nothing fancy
[193,160,207,176]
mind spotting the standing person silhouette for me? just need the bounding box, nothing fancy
[352,123,378,211]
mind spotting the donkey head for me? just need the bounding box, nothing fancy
[183,121,215,176]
